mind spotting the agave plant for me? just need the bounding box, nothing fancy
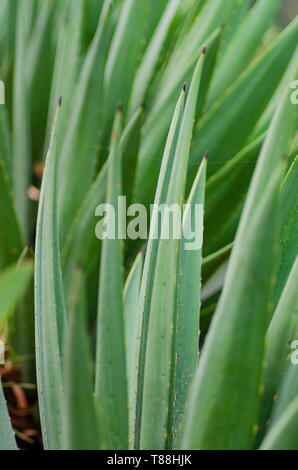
[0,0,297,451]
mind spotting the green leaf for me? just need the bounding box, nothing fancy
[140,51,205,450]
[12,0,32,240]
[0,379,18,450]
[272,156,298,307]
[204,133,265,256]
[63,269,99,450]
[61,106,142,309]
[26,0,56,159]
[8,247,35,384]
[134,26,224,210]
[269,351,298,430]
[124,249,144,449]
[0,261,33,322]
[35,100,66,450]
[94,110,128,450]
[252,44,298,142]
[169,155,207,449]
[103,0,151,139]
[188,16,298,183]
[128,0,180,117]
[215,0,250,59]
[153,0,239,115]
[133,87,186,451]
[82,0,105,48]
[0,106,23,269]
[260,396,298,450]
[58,0,110,246]
[44,0,83,158]
[182,62,293,450]
[201,258,228,304]
[207,0,281,107]
[202,242,233,284]
[256,256,298,445]
[121,106,144,207]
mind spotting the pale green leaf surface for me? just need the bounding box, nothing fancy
[260,396,298,450]
[124,250,144,449]
[0,261,33,322]
[140,51,205,450]
[35,102,66,450]
[182,70,294,450]
[63,269,99,450]
[170,156,207,448]
[94,111,128,450]
[256,256,298,445]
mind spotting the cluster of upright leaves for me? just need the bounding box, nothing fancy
[0,0,297,451]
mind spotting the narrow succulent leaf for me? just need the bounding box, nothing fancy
[0,14,8,71]
[124,250,144,449]
[121,106,144,206]
[288,132,298,165]
[200,258,229,303]
[82,0,105,47]
[253,44,298,141]
[269,355,298,429]
[61,162,107,301]
[94,110,128,450]
[183,167,283,449]
[0,261,33,322]
[140,51,205,450]
[63,269,99,450]
[103,0,150,136]
[119,106,144,152]
[202,242,234,284]
[0,105,12,178]
[272,156,298,307]
[144,0,168,42]
[35,101,66,450]
[44,0,83,158]
[26,0,56,159]
[260,396,298,450]
[216,0,250,59]
[153,0,238,113]
[204,133,265,256]
[133,87,186,450]
[202,242,234,268]
[8,247,35,383]
[195,27,222,121]
[61,106,141,306]
[188,16,298,183]
[182,70,293,450]
[135,27,221,209]
[12,0,32,240]
[0,379,18,450]
[0,106,23,269]
[58,0,110,246]
[207,0,281,107]
[169,155,207,449]
[128,0,180,116]
[173,0,207,52]
[256,256,298,445]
